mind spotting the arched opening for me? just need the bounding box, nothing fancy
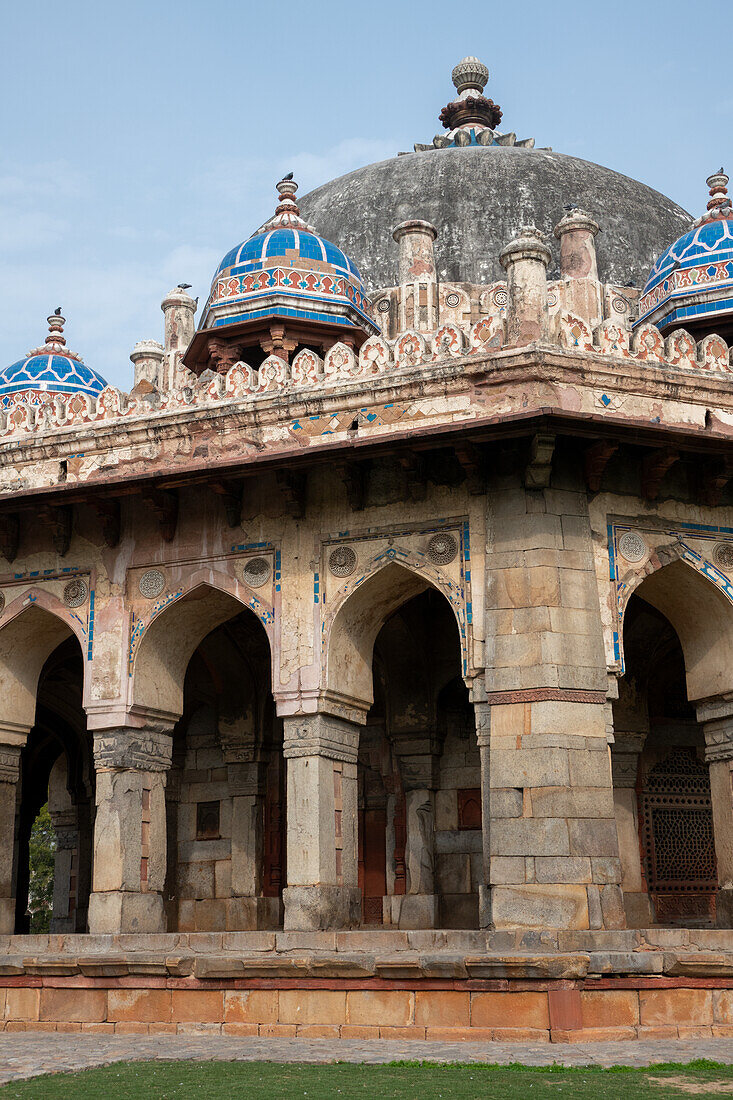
[159,603,281,931]
[340,577,477,929]
[15,634,92,933]
[614,579,721,927]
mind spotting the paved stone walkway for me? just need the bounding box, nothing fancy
[0,1034,731,1084]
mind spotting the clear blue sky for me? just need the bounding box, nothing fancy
[0,0,728,389]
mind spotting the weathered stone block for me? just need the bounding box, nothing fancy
[534,857,592,883]
[346,990,414,1027]
[568,819,620,857]
[471,991,549,1029]
[491,884,589,929]
[491,818,570,857]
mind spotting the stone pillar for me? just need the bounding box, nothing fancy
[88,723,173,934]
[696,696,733,926]
[474,696,493,928]
[499,226,551,346]
[387,735,440,928]
[160,286,197,391]
[553,209,599,281]
[610,731,651,927]
[484,469,625,929]
[0,743,21,934]
[392,220,439,334]
[227,758,280,929]
[130,340,165,391]
[282,713,360,930]
[552,209,603,329]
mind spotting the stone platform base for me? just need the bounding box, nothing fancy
[0,929,731,1042]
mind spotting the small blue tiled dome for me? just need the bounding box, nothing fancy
[200,178,377,338]
[0,315,107,407]
[637,171,733,331]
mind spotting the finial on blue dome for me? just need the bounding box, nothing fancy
[703,169,731,222]
[259,176,315,234]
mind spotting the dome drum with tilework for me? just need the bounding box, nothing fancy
[636,171,733,342]
[184,179,378,374]
[0,313,107,409]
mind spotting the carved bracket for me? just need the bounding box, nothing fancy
[276,470,306,519]
[584,439,619,493]
[142,488,178,542]
[641,447,679,501]
[39,504,72,557]
[524,431,556,490]
[93,499,121,549]
[0,514,20,563]
[211,479,244,529]
[699,457,733,508]
[454,441,486,495]
[336,461,367,512]
[398,451,427,502]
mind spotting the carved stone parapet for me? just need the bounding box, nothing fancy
[0,746,21,785]
[53,825,78,851]
[282,714,359,764]
[93,728,173,772]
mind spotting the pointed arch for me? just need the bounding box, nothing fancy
[130,571,273,720]
[0,591,86,735]
[624,557,733,703]
[324,559,468,712]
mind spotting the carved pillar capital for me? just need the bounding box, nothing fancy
[92,727,173,772]
[611,731,647,788]
[0,745,21,785]
[282,713,359,765]
[695,695,733,764]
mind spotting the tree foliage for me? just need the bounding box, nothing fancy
[28,803,55,933]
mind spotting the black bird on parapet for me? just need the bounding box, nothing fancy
[54,306,62,315]
[281,172,294,181]
[177,283,192,290]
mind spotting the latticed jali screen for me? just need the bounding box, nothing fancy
[641,747,717,925]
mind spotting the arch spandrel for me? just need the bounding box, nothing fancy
[0,592,87,737]
[323,559,470,714]
[130,573,274,721]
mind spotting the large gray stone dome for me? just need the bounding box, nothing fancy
[298,145,692,292]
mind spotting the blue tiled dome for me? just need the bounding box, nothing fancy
[637,172,733,331]
[199,179,378,338]
[216,227,364,284]
[0,315,107,407]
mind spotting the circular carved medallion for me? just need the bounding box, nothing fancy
[377,299,391,313]
[243,557,271,588]
[329,545,357,577]
[63,578,88,608]
[612,296,629,314]
[428,532,458,565]
[618,531,647,563]
[547,289,559,307]
[493,288,508,308]
[139,569,165,600]
[445,291,461,308]
[714,543,733,570]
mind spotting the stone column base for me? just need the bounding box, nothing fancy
[229,896,282,930]
[478,884,493,929]
[283,885,361,931]
[385,894,439,929]
[0,899,15,935]
[88,891,166,934]
[716,887,733,928]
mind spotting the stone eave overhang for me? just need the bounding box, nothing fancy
[2,343,733,511]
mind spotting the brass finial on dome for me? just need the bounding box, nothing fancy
[452,56,489,96]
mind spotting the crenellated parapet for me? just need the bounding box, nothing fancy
[2,315,733,442]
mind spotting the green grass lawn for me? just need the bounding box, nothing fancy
[1,1060,732,1099]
